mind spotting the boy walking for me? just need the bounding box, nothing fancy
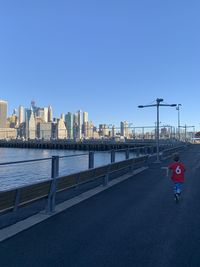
[168,153,186,202]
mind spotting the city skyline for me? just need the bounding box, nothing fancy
[1,97,198,131]
[1,97,194,142]
[0,1,200,129]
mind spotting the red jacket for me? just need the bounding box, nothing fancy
[169,162,185,182]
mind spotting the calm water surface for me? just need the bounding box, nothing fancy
[0,147,137,191]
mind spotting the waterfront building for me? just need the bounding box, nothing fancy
[145,131,154,139]
[0,100,7,128]
[73,113,78,140]
[83,122,89,138]
[31,100,38,117]
[43,107,48,123]
[19,105,25,124]
[65,112,74,139]
[61,113,65,121]
[93,129,100,139]
[160,127,170,139]
[25,108,36,139]
[37,107,48,123]
[77,110,83,139]
[18,122,25,139]
[112,125,116,138]
[83,112,89,137]
[28,111,36,140]
[83,121,94,138]
[56,118,67,139]
[35,117,44,138]
[83,112,88,124]
[7,113,18,128]
[0,128,17,139]
[48,106,53,122]
[99,124,109,137]
[39,122,52,140]
[120,121,129,138]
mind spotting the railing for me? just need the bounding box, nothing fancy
[161,145,187,160]
[0,146,156,191]
[0,155,148,215]
[0,147,154,214]
[0,144,185,216]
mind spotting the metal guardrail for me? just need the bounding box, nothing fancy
[0,144,183,215]
[0,155,148,215]
[0,146,154,191]
[161,145,187,160]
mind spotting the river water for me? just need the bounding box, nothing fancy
[0,147,138,191]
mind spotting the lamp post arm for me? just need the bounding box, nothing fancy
[159,104,177,107]
[138,104,157,108]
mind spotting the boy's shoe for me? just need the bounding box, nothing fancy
[174,193,179,203]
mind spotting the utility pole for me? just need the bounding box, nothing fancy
[176,104,182,140]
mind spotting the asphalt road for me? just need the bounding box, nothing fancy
[0,144,200,267]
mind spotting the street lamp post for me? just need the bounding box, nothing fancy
[176,104,182,140]
[138,98,176,163]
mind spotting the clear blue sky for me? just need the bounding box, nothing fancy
[0,0,200,129]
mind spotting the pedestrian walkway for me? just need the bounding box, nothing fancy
[0,144,199,267]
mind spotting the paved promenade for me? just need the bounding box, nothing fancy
[0,145,200,267]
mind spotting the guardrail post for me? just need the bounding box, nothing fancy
[89,151,94,169]
[111,150,115,163]
[104,173,109,186]
[46,156,59,214]
[51,156,59,179]
[13,189,20,212]
[129,158,134,173]
[125,149,130,160]
[136,148,140,157]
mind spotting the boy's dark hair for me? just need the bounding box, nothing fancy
[173,153,180,162]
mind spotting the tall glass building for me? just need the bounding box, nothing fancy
[77,110,83,139]
[65,112,74,139]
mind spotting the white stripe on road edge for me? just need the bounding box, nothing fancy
[0,166,148,242]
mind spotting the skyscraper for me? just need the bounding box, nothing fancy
[120,121,129,138]
[99,124,109,137]
[25,108,36,139]
[0,100,7,128]
[112,125,116,138]
[83,112,88,124]
[31,100,38,117]
[61,113,65,121]
[43,107,48,123]
[37,107,48,123]
[65,112,74,139]
[19,105,25,124]
[77,110,83,139]
[48,106,53,122]
[73,113,78,140]
[28,110,36,139]
[56,118,67,139]
[83,111,89,137]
